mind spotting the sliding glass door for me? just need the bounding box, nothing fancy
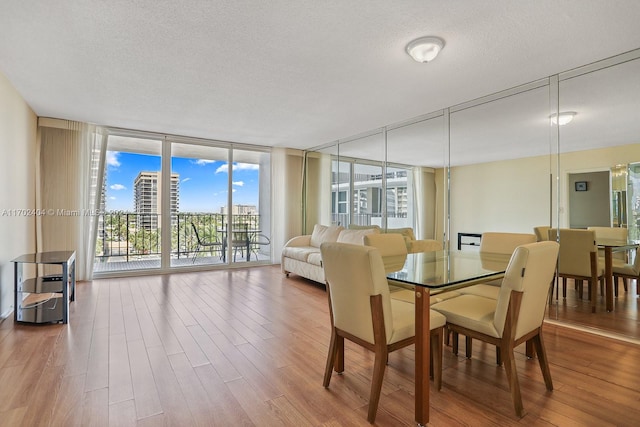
[94,131,271,274]
[170,143,229,267]
[94,134,163,273]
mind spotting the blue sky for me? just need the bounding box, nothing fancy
[105,151,259,212]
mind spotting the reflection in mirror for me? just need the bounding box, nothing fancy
[331,131,385,228]
[448,82,552,244]
[386,114,446,242]
[304,144,336,234]
[555,53,640,338]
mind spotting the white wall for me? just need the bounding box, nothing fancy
[449,155,551,242]
[0,72,37,318]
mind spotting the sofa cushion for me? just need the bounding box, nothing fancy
[310,224,344,248]
[337,228,380,245]
[307,252,323,266]
[282,246,318,262]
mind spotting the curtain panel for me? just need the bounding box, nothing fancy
[36,118,105,280]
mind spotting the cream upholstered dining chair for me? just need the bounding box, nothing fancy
[549,228,604,303]
[363,233,407,273]
[320,242,446,423]
[459,232,537,300]
[431,241,559,418]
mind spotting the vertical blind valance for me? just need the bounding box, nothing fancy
[38,117,87,131]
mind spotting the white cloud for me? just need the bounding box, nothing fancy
[232,181,244,187]
[110,184,126,190]
[109,196,116,200]
[215,162,259,174]
[194,159,215,165]
[181,177,191,183]
[232,189,236,193]
[106,151,120,167]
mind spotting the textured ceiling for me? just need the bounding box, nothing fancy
[2,1,640,152]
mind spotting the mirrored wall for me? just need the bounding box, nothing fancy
[304,48,640,339]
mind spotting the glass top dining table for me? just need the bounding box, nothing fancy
[386,250,511,425]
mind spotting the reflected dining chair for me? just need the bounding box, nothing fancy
[363,233,407,273]
[588,226,629,295]
[613,247,640,296]
[534,226,551,242]
[320,242,446,423]
[549,228,604,309]
[431,241,559,418]
[459,232,537,300]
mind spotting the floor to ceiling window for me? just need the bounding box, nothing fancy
[94,134,163,273]
[170,143,229,267]
[94,131,271,275]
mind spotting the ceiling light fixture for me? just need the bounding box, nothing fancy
[549,111,577,126]
[406,36,445,63]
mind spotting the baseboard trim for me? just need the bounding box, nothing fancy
[545,318,640,345]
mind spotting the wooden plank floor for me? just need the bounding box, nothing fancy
[550,278,640,338]
[1,266,639,426]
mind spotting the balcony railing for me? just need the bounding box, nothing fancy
[331,212,409,227]
[94,212,265,272]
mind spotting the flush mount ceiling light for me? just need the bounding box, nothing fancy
[406,36,445,63]
[549,111,577,125]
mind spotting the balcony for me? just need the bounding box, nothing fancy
[94,212,269,273]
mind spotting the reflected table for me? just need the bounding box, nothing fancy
[596,238,639,312]
[387,250,510,425]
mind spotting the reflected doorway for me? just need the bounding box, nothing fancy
[568,171,610,228]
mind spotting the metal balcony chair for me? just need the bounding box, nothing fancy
[230,222,250,261]
[250,232,270,261]
[191,223,223,264]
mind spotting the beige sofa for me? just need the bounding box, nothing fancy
[348,224,441,253]
[281,224,380,283]
[282,223,441,284]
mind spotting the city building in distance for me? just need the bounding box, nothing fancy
[134,171,180,230]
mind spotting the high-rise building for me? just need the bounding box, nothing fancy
[134,171,180,230]
[220,204,257,215]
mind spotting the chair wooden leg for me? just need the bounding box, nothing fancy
[323,329,339,387]
[502,347,525,418]
[496,347,502,366]
[531,333,553,391]
[367,346,388,423]
[623,277,628,292]
[465,336,472,359]
[452,331,459,355]
[525,340,534,359]
[562,277,567,298]
[430,327,443,391]
[334,335,344,373]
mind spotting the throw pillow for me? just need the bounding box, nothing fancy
[310,224,344,248]
[336,228,380,245]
